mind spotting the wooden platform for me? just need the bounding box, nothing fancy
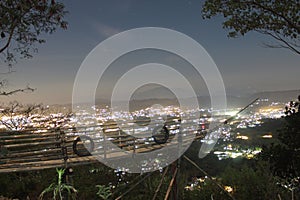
[0,117,204,173]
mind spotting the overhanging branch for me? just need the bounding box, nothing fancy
[256,30,300,54]
[0,86,35,96]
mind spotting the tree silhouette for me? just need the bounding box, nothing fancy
[260,95,300,197]
[0,0,68,95]
[0,0,68,62]
[202,0,300,54]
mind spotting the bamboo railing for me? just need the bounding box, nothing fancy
[0,116,207,173]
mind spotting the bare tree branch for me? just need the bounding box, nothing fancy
[0,101,44,130]
[0,85,35,96]
[257,30,300,55]
[0,19,17,54]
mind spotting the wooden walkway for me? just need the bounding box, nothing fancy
[0,117,205,173]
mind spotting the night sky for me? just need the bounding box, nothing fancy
[2,0,299,104]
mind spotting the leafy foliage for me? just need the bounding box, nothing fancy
[202,0,300,54]
[260,95,300,196]
[0,0,68,64]
[183,178,230,200]
[0,0,67,96]
[220,164,286,200]
[39,168,77,200]
[96,185,112,200]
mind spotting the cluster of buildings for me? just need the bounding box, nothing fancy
[0,98,285,162]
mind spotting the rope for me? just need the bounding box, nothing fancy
[164,167,178,200]
[152,166,169,200]
[111,172,143,197]
[114,172,152,200]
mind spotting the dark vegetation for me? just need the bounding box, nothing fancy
[1,0,299,199]
[0,101,299,199]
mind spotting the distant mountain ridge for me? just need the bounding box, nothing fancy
[250,89,300,103]
[94,89,299,111]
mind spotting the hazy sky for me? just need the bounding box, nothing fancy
[1,0,299,104]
